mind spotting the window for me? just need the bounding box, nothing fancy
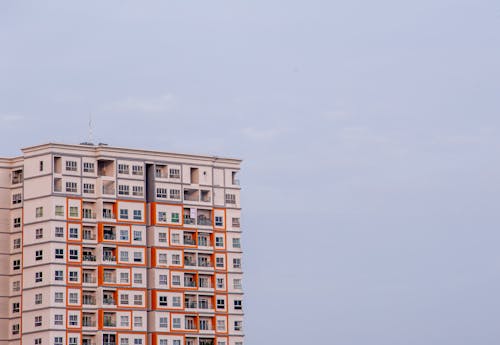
[83,162,95,173]
[12,193,22,204]
[134,251,142,263]
[216,257,224,268]
[134,273,143,284]
[172,254,180,265]
[159,296,168,306]
[217,278,224,289]
[134,294,143,305]
[12,302,20,313]
[171,233,180,244]
[69,249,79,260]
[35,272,43,282]
[54,314,64,325]
[118,185,130,195]
[172,296,181,307]
[35,250,43,261]
[156,188,167,198]
[35,315,42,327]
[120,251,129,262]
[134,339,143,345]
[160,340,167,345]
[55,226,64,237]
[234,320,242,331]
[172,275,180,286]
[133,210,142,220]
[158,211,167,222]
[12,324,20,335]
[121,339,129,345]
[69,314,78,326]
[54,270,63,281]
[173,341,181,345]
[13,217,21,228]
[55,248,64,259]
[158,232,167,243]
[225,194,236,204]
[132,165,143,175]
[13,238,21,249]
[234,300,242,310]
[13,259,20,270]
[120,315,129,327]
[120,209,128,219]
[233,279,242,289]
[54,292,64,303]
[55,205,64,216]
[217,299,225,309]
[120,229,129,241]
[132,186,143,196]
[69,292,78,304]
[217,319,226,331]
[68,271,79,282]
[158,253,167,264]
[66,161,77,171]
[171,212,179,223]
[120,272,129,283]
[233,258,241,269]
[35,338,42,345]
[159,274,168,286]
[12,280,20,292]
[133,230,142,241]
[215,236,224,247]
[35,228,43,239]
[215,216,223,226]
[134,316,143,327]
[68,338,77,345]
[169,168,180,178]
[69,206,79,218]
[120,294,129,305]
[170,189,180,199]
[159,316,168,328]
[54,337,63,345]
[66,182,77,193]
[232,237,241,248]
[232,217,240,227]
[118,164,129,174]
[36,207,43,218]
[83,183,95,193]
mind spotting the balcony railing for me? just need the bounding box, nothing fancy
[198,217,211,226]
[83,233,96,240]
[103,321,116,327]
[83,297,96,305]
[185,301,197,309]
[83,255,96,262]
[184,260,196,267]
[184,238,196,245]
[103,233,116,240]
[184,280,196,287]
[184,217,195,225]
[198,261,212,267]
[103,298,116,305]
[83,320,97,327]
[103,255,116,262]
[83,276,97,284]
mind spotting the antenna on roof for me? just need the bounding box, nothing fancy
[89,113,94,144]
[80,113,95,146]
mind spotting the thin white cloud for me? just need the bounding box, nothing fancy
[242,127,289,141]
[103,93,175,113]
[0,114,24,123]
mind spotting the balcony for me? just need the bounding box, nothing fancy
[184,216,195,225]
[11,170,23,184]
[98,159,115,177]
[185,300,197,309]
[83,254,97,262]
[197,216,212,226]
[184,255,196,267]
[103,297,116,305]
[83,295,96,306]
[82,314,97,327]
[103,254,116,262]
[83,227,97,241]
[83,209,97,220]
[83,271,97,284]
[102,209,115,220]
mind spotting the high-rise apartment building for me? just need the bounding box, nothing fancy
[0,143,243,345]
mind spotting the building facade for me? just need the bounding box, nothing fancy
[0,143,243,345]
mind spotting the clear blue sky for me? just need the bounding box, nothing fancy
[1,1,500,344]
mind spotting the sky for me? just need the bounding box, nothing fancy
[1,0,500,344]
